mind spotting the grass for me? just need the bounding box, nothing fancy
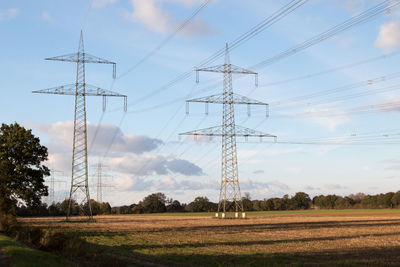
[0,233,74,267]
[18,209,400,266]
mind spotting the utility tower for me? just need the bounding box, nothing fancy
[180,44,276,219]
[33,31,127,221]
[92,161,113,203]
[46,169,66,205]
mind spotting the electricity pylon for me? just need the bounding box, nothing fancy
[91,161,113,203]
[180,44,276,219]
[33,31,127,221]
[46,169,66,205]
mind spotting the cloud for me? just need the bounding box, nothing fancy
[167,159,203,176]
[308,112,350,131]
[125,176,215,191]
[91,0,117,8]
[0,8,18,21]
[26,121,203,178]
[26,121,163,156]
[304,185,320,191]
[126,0,213,38]
[108,155,203,176]
[125,176,288,194]
[376,98,400,113]
[42,11,51,21]
[375,21,400,51]
[343,0,364,15]
[324,184,347,191]
[241,179,289,191]
[380,159,400,171]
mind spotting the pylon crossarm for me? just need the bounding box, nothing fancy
[180,125,277,140]
[187,93,267,105]
[45,52,115,65]
[32,84,126,97]
[196,64,256,75]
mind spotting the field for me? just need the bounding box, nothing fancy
[18,210,400,266]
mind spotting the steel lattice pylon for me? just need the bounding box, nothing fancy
[33,31,127,221]
[180,44,276,218]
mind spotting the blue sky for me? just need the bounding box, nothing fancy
[2,0,400,206]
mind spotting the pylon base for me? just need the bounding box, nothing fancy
[214,212,247,219]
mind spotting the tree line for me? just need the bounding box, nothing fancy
[108,191,400,214]
[20,190,400,217]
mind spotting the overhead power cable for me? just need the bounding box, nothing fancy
[258,50,400,88]
[117,0,213,80]
[123,0,308,107]
[269,72,400,110]
[251,0,400,70]
[115,0,400,115]
[98,0,309,159]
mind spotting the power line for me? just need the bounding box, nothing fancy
[121,0,308,108]
[251,0,400,70]
[257,50,400,88]
[117,0,213,80]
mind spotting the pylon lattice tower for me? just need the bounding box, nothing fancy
[92,162,113,203]
[180,44,276,218]
[33,31,127,221]
[46,169,65,205]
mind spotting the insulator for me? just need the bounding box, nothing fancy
[102,95,106,112]
[186,102,190,115]
[247,104,251,117]
[205,103,209,115]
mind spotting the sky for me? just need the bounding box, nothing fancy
[2,0,400,206]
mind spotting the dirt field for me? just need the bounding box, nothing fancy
[19,210,400,266]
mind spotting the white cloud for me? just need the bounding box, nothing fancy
[25,121,203,179]
[91,0,117,8]
[308,112,350,131]
[126,0,213,37]
[42,11,51,21]
[375,21,400,51]
[325,184,347,191]
[107,154,203,176]
[26,121,163,156]
[0,8,18,21]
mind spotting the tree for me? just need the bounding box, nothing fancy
[186,197,216,212]
[61,199,79,216]
[99,202,112,214]
[290,192,311,210]
[141,193,167,213]
[392,191,400,207]
[166,200,184,212]
[0,123,49,230]
[242,192,253,211]
[334,197,352,209]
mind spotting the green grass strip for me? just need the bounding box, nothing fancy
[0,233,74,267]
